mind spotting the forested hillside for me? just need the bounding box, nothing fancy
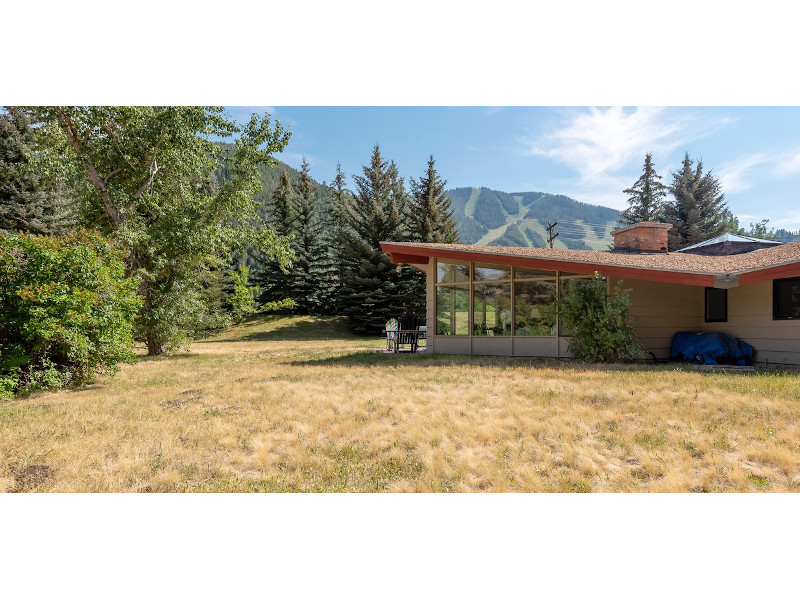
[446,187,621,249]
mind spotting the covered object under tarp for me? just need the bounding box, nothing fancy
[670,332,755,366]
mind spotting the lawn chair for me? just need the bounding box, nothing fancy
[384,318,398,351]
[395,311,421,353]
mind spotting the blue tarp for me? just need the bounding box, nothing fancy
[670,332,755,366]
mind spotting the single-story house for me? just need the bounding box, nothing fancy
[380,221,800,365]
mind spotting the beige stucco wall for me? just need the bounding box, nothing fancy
[611,278,704,360]
[615,277,800,365]
[699,280,800,366]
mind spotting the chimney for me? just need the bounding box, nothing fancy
[611,221,672,253]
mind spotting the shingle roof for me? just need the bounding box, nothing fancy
[381,241,800,277]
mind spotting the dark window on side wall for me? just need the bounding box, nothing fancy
[705,288,727,322]
[774,277,800,320]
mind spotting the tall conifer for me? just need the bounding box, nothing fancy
[291,157,327,313]
[253,169,296,307]
[619,152,668,225]
[407,155,459,243]
[335,145,420,332]
[664,152,729,250]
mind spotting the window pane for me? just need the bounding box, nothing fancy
[559,277,595,335]
[474,263,511,281]
[774,278,800,319]
[473,283,511,336]
[705,288,727,322]
[515,280,557,336]
[436,285,470,334]
[515,267,556,279]
[560,271,593,278]
[436,261,469,284]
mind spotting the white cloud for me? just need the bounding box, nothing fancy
[522,107,693,181]
[518,107,732,209]
[717,153,771,193]
[772,151,800,176]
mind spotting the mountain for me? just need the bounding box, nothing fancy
[446,187,621,249]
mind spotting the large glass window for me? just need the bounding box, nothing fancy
[473,283,511,335]
[433,258,592,337]
[474,263,511,282]
[774,277,800,320]
[515,280,557,335]
[559,277,594,335]
[437,261,469,284]
[436,285,470,334]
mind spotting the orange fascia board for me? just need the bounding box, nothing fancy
[380,242,718,287]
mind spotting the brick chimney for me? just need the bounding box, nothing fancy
[611,221,672,253]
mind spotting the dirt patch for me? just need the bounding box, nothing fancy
[12,465,54,491]
[163,389,204,408]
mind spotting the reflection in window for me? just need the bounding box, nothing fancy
[474,263,511,282]
[436,261,469,284]
[514,267,556,279]
[559,277,594,335]
[436,285,470,334]
[515,280,557,336]
[774,277,800,320]
[473,283,511,335]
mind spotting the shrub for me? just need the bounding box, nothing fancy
[0,230,142,397]
[559,272,646,362]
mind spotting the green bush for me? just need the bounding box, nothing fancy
[559,272,646,362]
[0,230,142,397]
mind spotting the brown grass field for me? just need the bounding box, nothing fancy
[2,314,800,492]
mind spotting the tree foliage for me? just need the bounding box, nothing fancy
[619,152,668,225]
[335,145,421,332]
[408,155,459,244]
[664,152,729,250]
[0,230,141,397]
[559,273,645,362]
[35,106,293,354]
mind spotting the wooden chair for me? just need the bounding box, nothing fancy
[395,311,421,353]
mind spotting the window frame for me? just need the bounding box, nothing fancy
[704,287,728,323]
[773,276,800,320]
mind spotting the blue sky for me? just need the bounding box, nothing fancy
[225,106,800,231]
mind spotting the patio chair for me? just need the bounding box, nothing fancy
[384,318,399,351]
[395,311,421,353]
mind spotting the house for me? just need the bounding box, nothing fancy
[380,221,800,365]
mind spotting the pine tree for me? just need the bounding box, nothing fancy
[664,152,729,250]
[407,155,460,243]
[253,169,297,307]
[619,152,668,225]
[290,157,327,313]
[335,145,420,333]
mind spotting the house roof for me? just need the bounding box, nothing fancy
[676,233,783,253]
[380,241,800,288]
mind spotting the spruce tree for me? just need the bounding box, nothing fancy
[407,155,460,243]
[290,157,327,313]
[664,152,729,250]
[0,108,50,234]
[253,169,297,307]
[619,152,668,225]
[314,162,348,315]
[335,145,420,333]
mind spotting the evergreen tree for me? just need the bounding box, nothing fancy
[619,152,667,225]
[335,145,420,333]
[290,157,327,313]
[0,107,74,234]
[664,152,729,250]
[253,169,296,308]
[314,162,348,315]
[407,155,460,243]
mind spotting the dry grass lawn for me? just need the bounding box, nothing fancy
[2,315,800,492]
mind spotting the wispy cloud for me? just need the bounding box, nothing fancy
[518,107,731,209]
[717,153,771,193]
